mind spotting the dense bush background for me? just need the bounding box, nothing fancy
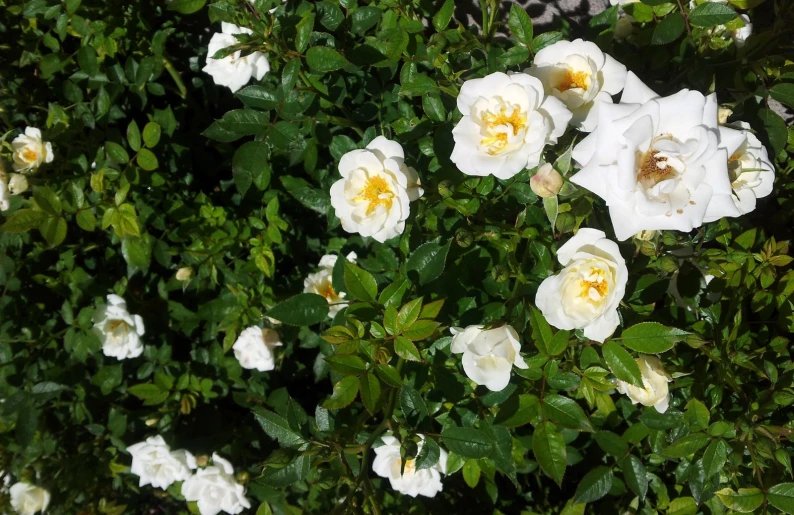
[1,0,794,513]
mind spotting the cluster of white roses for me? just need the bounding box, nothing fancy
[127,435,251,515]
[0,127,53,211]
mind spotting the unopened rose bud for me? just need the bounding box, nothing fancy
[195,455,209,467]
[635,230,656,241]
[455,228,473,248]
[145,417,160,427]
[176,267,192,281]
[236,471,249,484]
[8,174,28,194]
[438,180,453,198]
[614,15,634,40]
[718,107,733,125]
[530,163,563,198]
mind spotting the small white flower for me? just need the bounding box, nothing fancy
[8,174,28,195]
[704,122,774,221]
[232,326,282,372]
[11,127,54,173]
[530,163,564,198]
[731,14,753,47]
[330,136,423,242]
[182,453,251,515]
[616,355,672,413]
[303,252,357,318]
[451,72,572,180]
[203,23,270,93]
[570,72,734,240]
[127,435,197,490]
[372,435,447,498]
[92,294,145,360]
[527,39,628,132]
[450,325,528,392]
[175,267,193,281]
[536,229,628,343]
[0,173,10,212]
[9,483,50,515]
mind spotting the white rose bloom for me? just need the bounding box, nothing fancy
[9,483,51,515]
[0,173,10,211]
[450,325,528,392]
[569,72,735,240]
[450,72,572,180]
[232,326,282,372]
[703,122,774,221]
[535,229,628,343]
[182,454,251,515]
[92,294,145,360]
[303,252,358,318]
[330,137,423,242]
[203,23,270,93]
[527,39,628,132]
[616,355,672,413]
[8,174,29,195]
[11,128,54,173]
[127,435,197,490]
[731,14,753,47]
[372,435,448,498]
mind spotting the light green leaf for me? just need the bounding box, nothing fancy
[689,2,737,27]
[433,0,455,31]
[343,262,378,302]
[508,4,534,44]
[768,483,794,514]
[603,341,644,387]
[662,433,711,458]
[715,487,765,513]
[620,322,689,354]
[543,395,593,432]
[322,376,360,410]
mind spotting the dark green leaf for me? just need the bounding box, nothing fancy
[306,47,349,73]
[508,4,534,44]
[603,341,644,387]
[267,293,330,326]
[651,12,686,45]
[440,427,492,459]
[532,421,566,485]
[405,240,450,285]
[689,3,737,27]
[322,376,360,410]
[574,466,614,503]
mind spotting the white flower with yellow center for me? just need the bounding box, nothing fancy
[570,72,735,240]
[11,127,54,172]
[330,137,422,242]
[0,173,10,212]
[92,294,146,360]
[526,39,627,132]
[450,325,529,391]
[536,229,628,343]
[303,252,358,318]
[450,72,572,180]
[203,23,270,93]
[616,355,672,413]
[703,121,774,220]
[372,435,447,498]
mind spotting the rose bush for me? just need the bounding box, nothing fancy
[1,0,794,514]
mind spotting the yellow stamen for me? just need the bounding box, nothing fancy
[22,148,38,162]
[480,107,527,155]
[319,283,336,299]
[580,268,609,299]
[354,176,395,216]
[558,70,589,92]
[637,150,677,189]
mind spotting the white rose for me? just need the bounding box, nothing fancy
[92,294,145,360]
[530,163,564,198]
[570,72,735,240]
[703,122,774,221]
[372,435,448,498]
[303,252,357,318]
[330,137,423,242]
[8,174,28,195]
[0,173,10,211]
[616,355,671,413]
[203,23,270,93]
[9,483,50,515]
[11,127,54,173]
[127,435,197,490]
[450,325,528,392]
[232,326,282,372]
[535,228,628,343]
[526,39,628,132]
[731,14,752,48]
[450,72,572,180]
[182,454,251,515]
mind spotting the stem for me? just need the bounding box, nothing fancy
[163,57,187,99]
[676,0,693,38]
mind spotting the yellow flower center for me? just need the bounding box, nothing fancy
[402,459,416,475]
[22,148,38,163]
[557,69,590,92]
[580,267,609,300]
[355,175,394,216]
[637,150,677,189]
[319,283,336,300]
[480,107,527,155]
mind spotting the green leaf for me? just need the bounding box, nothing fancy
[715,488,764,513]
[422,92,447,122]
[253,408,306,448]
[574,466,614,503]
[127,383,165,400]
[166,0,206,14]
[295,13,314,53]
[397,298,423,333]
[322,376,360,410]
[219,109,269,136]
[689,3,737,27]
[351,6,381,33]
[402,320,440,341]
[343,262,378,302]
[142,122,161,148]
[394,335,422,362]
[306,47,349,73]
[137,148,158,171]
[620,322,689,354]
[770,83,794,110]
[400,384,428,424]
[267,293,330,326]
[359,373,381,414]
[543,395,593,431]
[280,176,328,214]
[621,455,648,500]
[324,355,366,375]
[532,421,567,485]
[1,209,47,233]
[440,427,492,459]
[121,235,152,271]
[405,240,450,285]
[497,45,531,67]
[379,279,410,308]
[529,306,553,354]
[258,455,310,488]
[547,330,570,357]
[127,121,141,152]
[236,85,279,111]
[701,439,729,478]
[105,141,130,164]
[374,364,402,388]
[595,430,629,456]
[415,438,441,470]
[76,210,96,232]
[662,433,711,458]
[33,186,62,215]
[495,394,540,428]
[233,141,270,197]
[684,398,710,431]
[651,12,686,45]
[759,108,787,157]
[531,31,564,53]
[400,74,437,97]
[508,4,534,44]
[433,0,455,31]
[603,341,644,387]
[543,195,558,227]
[39,217,67,247]
[767,483,794,514]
